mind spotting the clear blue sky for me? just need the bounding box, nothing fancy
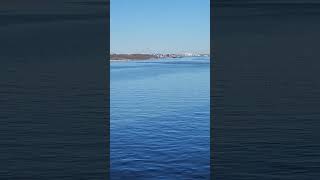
[111,0,210,54]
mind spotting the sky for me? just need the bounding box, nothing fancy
[111,0,210,54]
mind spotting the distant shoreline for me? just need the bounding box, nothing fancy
[110,54,158,60]
[110,53,209,61]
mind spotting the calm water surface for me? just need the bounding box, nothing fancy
[111,57,210,180]
[213,2,320,179]
[0,6,108,178]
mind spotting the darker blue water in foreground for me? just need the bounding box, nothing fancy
[111,57,210,180]
[0,4,108,178]
[213,2,320,179]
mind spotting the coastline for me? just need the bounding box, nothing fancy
[110,54,158,61]
[110,53,210,61]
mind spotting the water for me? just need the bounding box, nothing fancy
[0,2,108,178]
[110,57,210,180]
[212,2,320,179]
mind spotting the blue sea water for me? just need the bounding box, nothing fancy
[213,3,320,179]
[0,17,108,179]
[110,57,210,180]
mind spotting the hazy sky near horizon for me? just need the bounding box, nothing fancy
[111,0,210,54]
